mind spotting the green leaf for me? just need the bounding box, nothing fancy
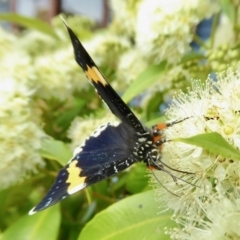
[55,98,87,132]
[40,138,72,165]
[144,91,165,121]
[0,180,33,227]
[1,205,60,240]
[122,61,167,103]
[78,190,176,240]
[219,0,235,22]
[175,132,240,160]
[0,13,58,38]
[125,163,149,194]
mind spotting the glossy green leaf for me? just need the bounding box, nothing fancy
[40,138,72,165]
[122,61,167,103]
[1,205,60,240]
[0,13,58,38]
[78,190,176,240]
[175,132,240,160]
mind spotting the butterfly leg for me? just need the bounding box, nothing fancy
[148,154,197,187]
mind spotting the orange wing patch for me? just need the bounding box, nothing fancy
[66,160,86,194]
[85,65,107,86]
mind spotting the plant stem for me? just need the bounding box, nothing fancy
[193,34,209,50]
[92,191,116,203]
[210,12,220,48]
[232,2,239,40]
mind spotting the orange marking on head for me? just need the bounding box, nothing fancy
[153,135,161,144]
[85,65,107,86]
[66,160,86,191]
[156,123,167,130]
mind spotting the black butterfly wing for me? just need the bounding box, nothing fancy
[64,23,145,134]
[29,21,149,215]
[29,122,138,214]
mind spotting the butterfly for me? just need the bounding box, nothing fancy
[29,21,186,215]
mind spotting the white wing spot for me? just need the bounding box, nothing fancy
[138,137,146,142]
[114,165,118,173]
[45,197,53,207]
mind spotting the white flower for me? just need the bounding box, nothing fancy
[115,48,148,90]
[84,32,131,67]
[152,66,240,239]
[18,30,57,57]
[109,0,142,36]
[136,0,219,64]
[0,27,16,56]
[167,195,240,240]
[0,48,35,87]
[0,77,45,189]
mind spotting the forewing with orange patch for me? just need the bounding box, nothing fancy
[65,24,145,134]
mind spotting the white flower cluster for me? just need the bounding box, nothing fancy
[110,0,142,36]
[136,0,219,64]
[110,0,219,98]
[153,67,240,239]
[0,76,45,189]
[115,49,148,89]
[0,28,46,189]
[18,30,58,57]
[0,27,16,56]
[84,32,131,67]
[34,46,89,100]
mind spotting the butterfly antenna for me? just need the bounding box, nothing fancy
[60,15,68,26]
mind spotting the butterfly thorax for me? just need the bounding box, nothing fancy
[131,129,158,166]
